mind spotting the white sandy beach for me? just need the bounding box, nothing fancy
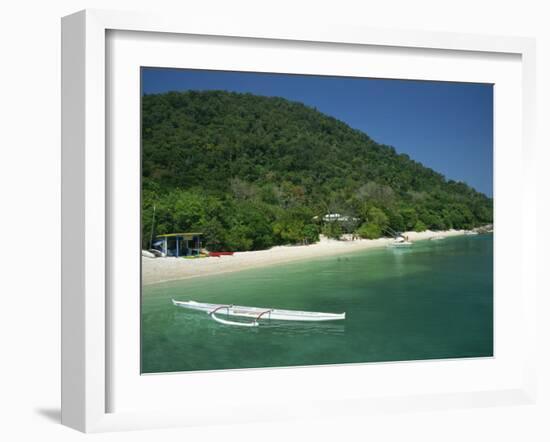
[142,229,465,286]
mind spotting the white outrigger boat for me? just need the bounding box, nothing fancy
[172,299,346,327]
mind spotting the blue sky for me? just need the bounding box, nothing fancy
[142,68,493,197]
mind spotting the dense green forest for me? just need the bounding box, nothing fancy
[142,90,493,251]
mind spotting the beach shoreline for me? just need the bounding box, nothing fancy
[142,229,466,286]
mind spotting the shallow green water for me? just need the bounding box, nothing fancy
[141,234,493,373]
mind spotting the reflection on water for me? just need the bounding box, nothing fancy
[387,247,414,276]
[142,235,493,373]
[257,321,345,336]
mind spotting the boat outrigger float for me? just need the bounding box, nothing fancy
[172,299,346,327]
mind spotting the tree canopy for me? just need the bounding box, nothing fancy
[142,90,493,250]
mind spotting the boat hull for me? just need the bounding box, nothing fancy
[172,299,345,322]
[388,241,413,248]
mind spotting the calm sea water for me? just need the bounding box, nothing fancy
[141,234,493,373]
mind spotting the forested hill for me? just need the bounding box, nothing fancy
[142,90,493,251]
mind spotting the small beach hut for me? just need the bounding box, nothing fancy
[152,233,203,257]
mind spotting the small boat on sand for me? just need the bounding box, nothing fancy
[172,299,346,327]
[209,251,235,257]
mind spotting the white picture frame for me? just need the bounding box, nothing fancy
[61,9,537,433]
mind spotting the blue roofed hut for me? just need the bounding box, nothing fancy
[152,233,203,257]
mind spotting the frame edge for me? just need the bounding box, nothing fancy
[61,9,108,433]
[61,9,87,432]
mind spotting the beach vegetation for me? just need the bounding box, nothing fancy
[273,208,320,245]
[357,222,383,239]
[414,220,428,232]
[321,222,343,240]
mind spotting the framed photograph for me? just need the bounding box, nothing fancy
[61,9,537,432]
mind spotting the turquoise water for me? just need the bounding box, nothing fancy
[141,235,493,373]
